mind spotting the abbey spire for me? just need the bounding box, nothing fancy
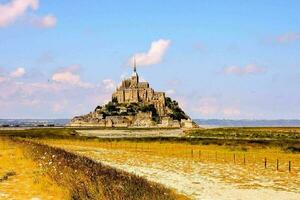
[132,57,138,77]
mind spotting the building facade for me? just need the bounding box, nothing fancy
[112,66,166,116]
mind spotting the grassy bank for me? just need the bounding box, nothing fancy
[0,138,68,199]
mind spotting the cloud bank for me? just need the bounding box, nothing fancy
[0,66,116,118]
[52,66,92,88]
[0,0,56,28]
[129,39,171,67]
[9,67,26,78]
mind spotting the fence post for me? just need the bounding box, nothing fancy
[276,159,279,171]
[199,150,201,159]
[289,161,291,172]
[233,153,236,164]
[243,154,246,165]
[264,157,267,169]
[191,149,193,158]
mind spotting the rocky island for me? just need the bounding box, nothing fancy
[68,64,198,128]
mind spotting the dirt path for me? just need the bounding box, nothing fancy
[48,143,300,200]
[76,129,184,138]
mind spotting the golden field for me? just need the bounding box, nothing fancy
[0,127,299,199]
[0,138,68,200]
[41,137,300,199]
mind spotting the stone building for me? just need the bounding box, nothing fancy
[68,61,199,128]
[112,64,166,116]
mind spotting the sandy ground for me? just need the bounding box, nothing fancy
[49,143,300,200]
[76,129,184,138]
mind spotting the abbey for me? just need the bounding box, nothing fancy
[68,62,198,128]
[112,65,166,116]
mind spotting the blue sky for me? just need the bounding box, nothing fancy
[0,0,300,119]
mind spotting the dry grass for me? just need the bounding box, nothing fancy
[13,138,188,200]
[41,138,300,194]
[1,127,299,199]
[0,137,68,200]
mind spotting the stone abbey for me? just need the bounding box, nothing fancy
[68,62,198,128]
[112,64,166,116]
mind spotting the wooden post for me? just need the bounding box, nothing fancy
[289,161,291,172]
[233,153,236,164]
[264,157,267,169]
[199,150,201,159]
[215,152,217,161]
[243,154,246,165]
[191,149,193,158]
[276,159,279,171]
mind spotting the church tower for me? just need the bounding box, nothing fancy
[131,57,139,87]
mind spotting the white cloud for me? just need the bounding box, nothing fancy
[185,95,243,118]
[32,14,57,28]
[193,97,219,116]
[52,66,92,88]
[0,71,115,118]
[0,0,38,27]
[102,79,115,91]
[129,39,171,67]
[166,89,176,95]
[0,0,56,28]
[9,67,26,78]
[223,64,266,75]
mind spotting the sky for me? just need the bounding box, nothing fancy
[0,0,300,119]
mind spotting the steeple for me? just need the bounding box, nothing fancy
[134,57,137,73]
[132,57,138,77]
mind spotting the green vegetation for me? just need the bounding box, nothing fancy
[186,127,300,140]
[185,127,300,152]
[140,104,159,121]
[112,96,118,103]
[97,96,189,121]
[105,101,119,113]
[165,97,188,121]
[1,127,299,152]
